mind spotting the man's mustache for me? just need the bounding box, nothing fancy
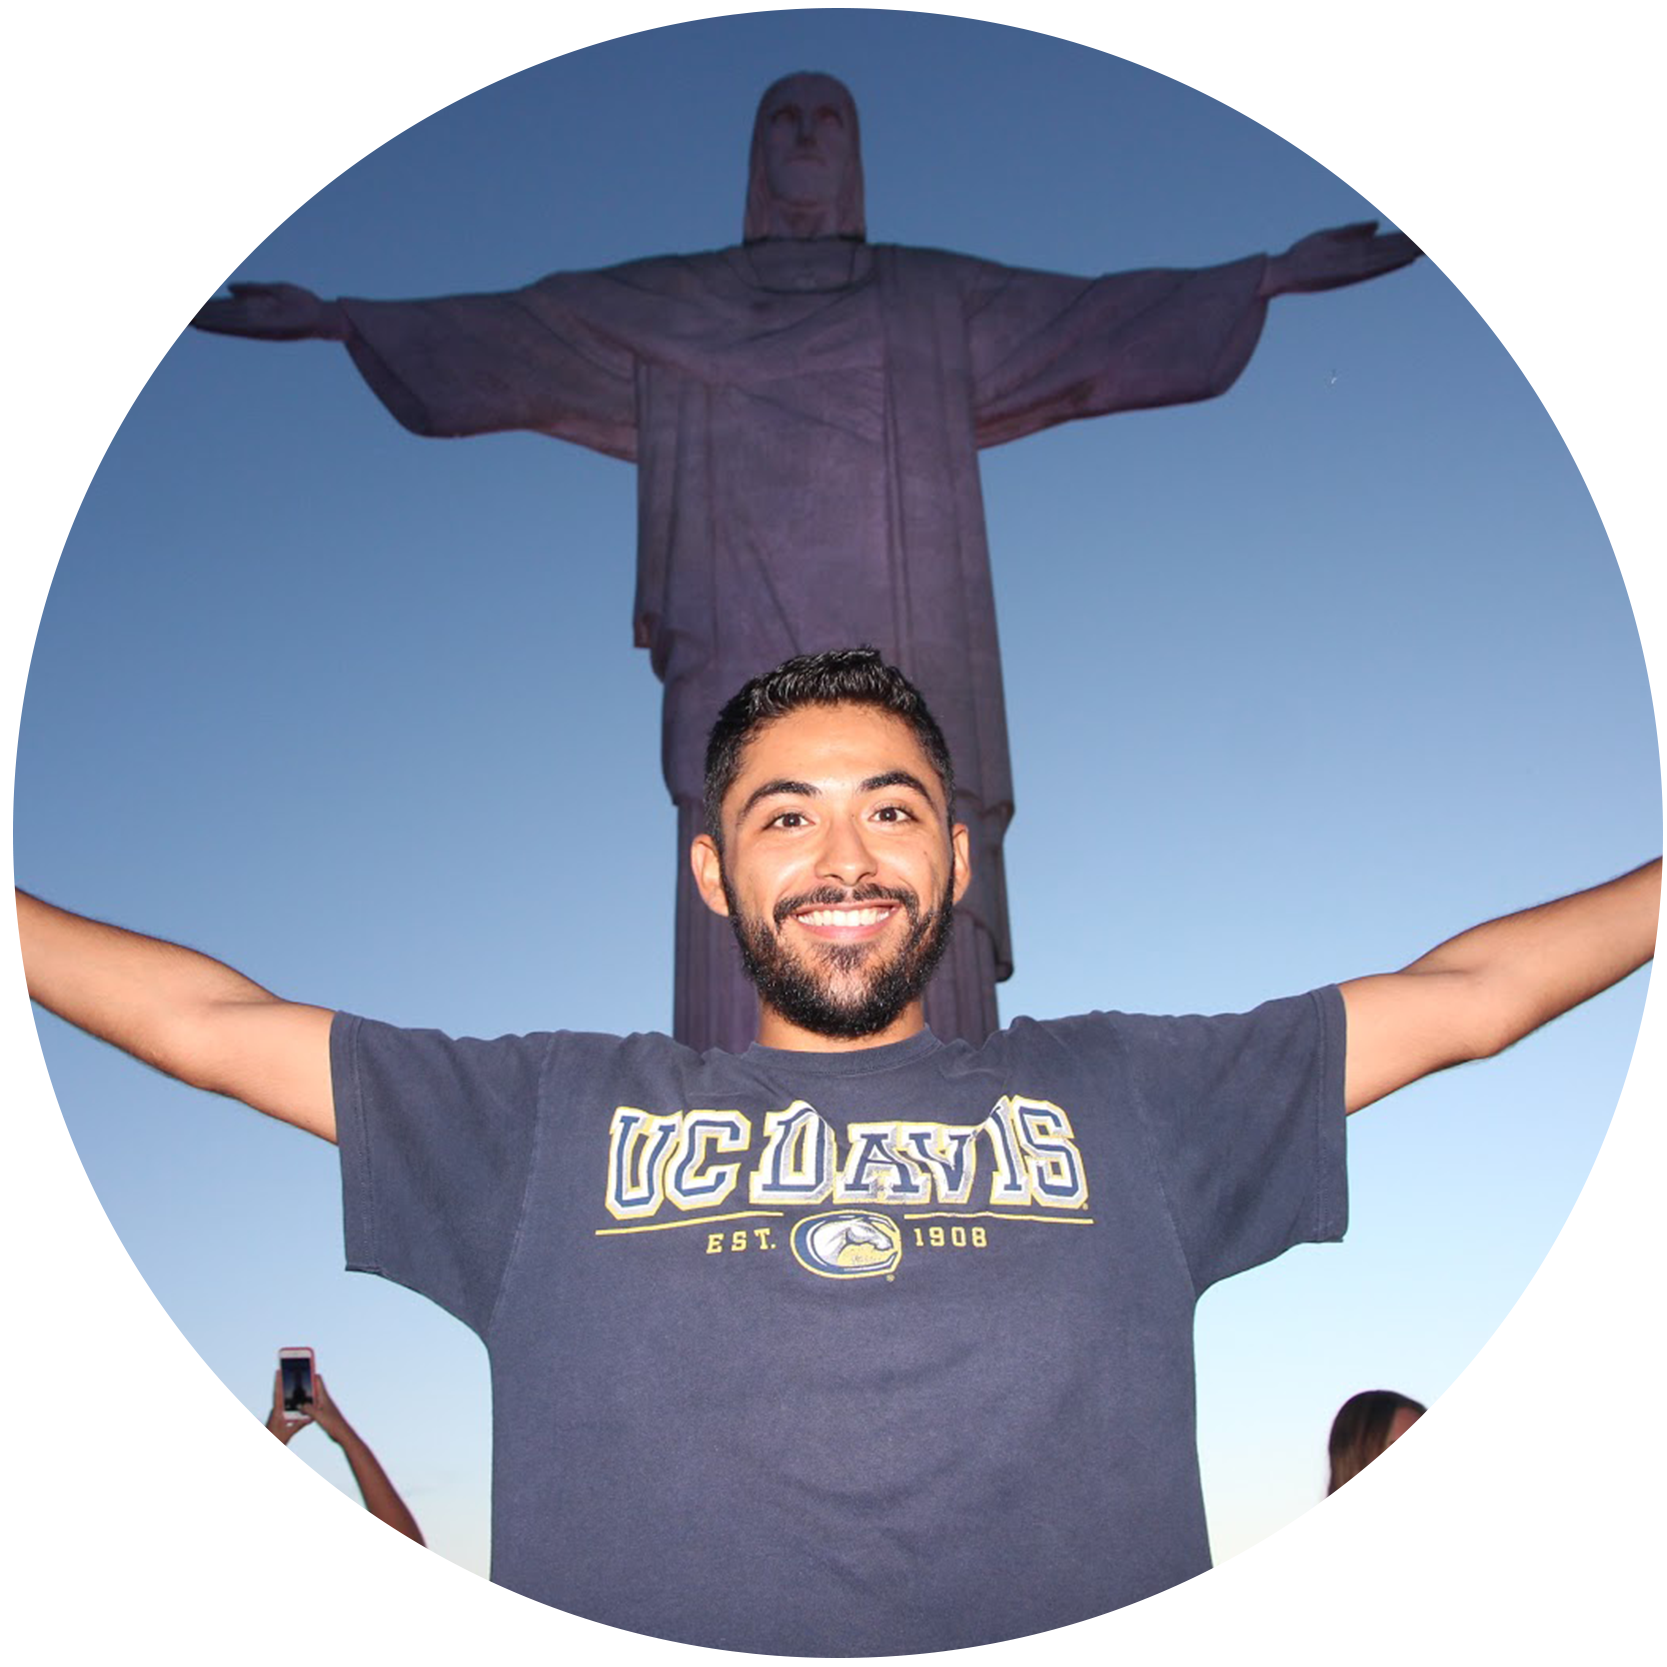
[771,883,921,932]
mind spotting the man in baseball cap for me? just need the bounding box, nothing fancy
[1526,1313,1667,1653]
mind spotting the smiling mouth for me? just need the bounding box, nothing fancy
[776,888,914,939]
[793,904,897,930]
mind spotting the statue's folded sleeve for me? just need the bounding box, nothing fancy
[968,253,1270,447]
[340,282,641,461]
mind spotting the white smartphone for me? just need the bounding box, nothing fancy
[278,1347,316,1423]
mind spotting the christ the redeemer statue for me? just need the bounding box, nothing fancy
[195,71,1419,1054]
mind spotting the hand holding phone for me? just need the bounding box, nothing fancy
[303,1372,353,1444]
[278,1347,316,1424]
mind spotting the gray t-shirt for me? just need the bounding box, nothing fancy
[334,989,1346,1654]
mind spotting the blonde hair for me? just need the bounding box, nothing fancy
[1313,1386,1486,1660]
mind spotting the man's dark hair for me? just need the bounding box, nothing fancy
[1506,1500,1580,1560]
[703,648,955,845]
[1573,1386,1626,1466]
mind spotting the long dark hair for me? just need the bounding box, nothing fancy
[120,1420,300,1653]
[1327,1389,1426,1494]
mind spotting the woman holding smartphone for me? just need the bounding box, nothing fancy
[108,1366,426,1653]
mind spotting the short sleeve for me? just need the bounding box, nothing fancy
[1040,988,1347,1293]
[332,1013,556,1336]
[1144,987,1346,1291]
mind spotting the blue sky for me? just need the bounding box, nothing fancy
[6,5,1661,1661]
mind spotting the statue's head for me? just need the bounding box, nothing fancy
[744,72,866,244]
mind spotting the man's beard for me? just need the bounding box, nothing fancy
[723,876,956,1041]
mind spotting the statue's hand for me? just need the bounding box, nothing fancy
[193,281,340,340]
[1261,222,1422,298]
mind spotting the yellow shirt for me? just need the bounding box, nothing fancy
[107,1553,355,1660]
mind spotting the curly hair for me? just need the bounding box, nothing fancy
[703,648,954,846]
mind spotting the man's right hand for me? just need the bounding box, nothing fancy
[193,282,346,341]
[15,889,337,1140]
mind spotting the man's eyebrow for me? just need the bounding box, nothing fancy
[736,771,940,823]
[862,770,937,801]
[738,778,819,821]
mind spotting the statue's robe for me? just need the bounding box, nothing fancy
[339,239,1270,1052]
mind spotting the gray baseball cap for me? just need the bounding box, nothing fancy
[1580,1300,1660,1393]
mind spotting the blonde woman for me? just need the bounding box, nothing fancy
[1246,1393,1566,1653]
[108,1373,426,1660]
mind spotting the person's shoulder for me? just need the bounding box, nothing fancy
[338,1013,684,1059]
[995,1009,1140,1041]
[987,989,1340,1059]
[972,1006,1246,1064]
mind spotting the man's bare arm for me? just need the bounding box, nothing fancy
[1340,858,1660,1114]
[16,889,336,1141]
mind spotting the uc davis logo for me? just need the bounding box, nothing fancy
[790,1211,903,1279]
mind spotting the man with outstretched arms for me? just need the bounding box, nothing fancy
[16,649,1660,1655]
[1526,1313,1667,1653]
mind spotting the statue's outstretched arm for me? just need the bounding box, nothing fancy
[193,275,638,454]
[193,281,350,341]
[1258,221,1422,299]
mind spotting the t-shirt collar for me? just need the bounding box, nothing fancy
[739,1027,943,1076]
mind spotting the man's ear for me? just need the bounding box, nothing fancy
[950,823,972,904]
[691,833,731,917]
